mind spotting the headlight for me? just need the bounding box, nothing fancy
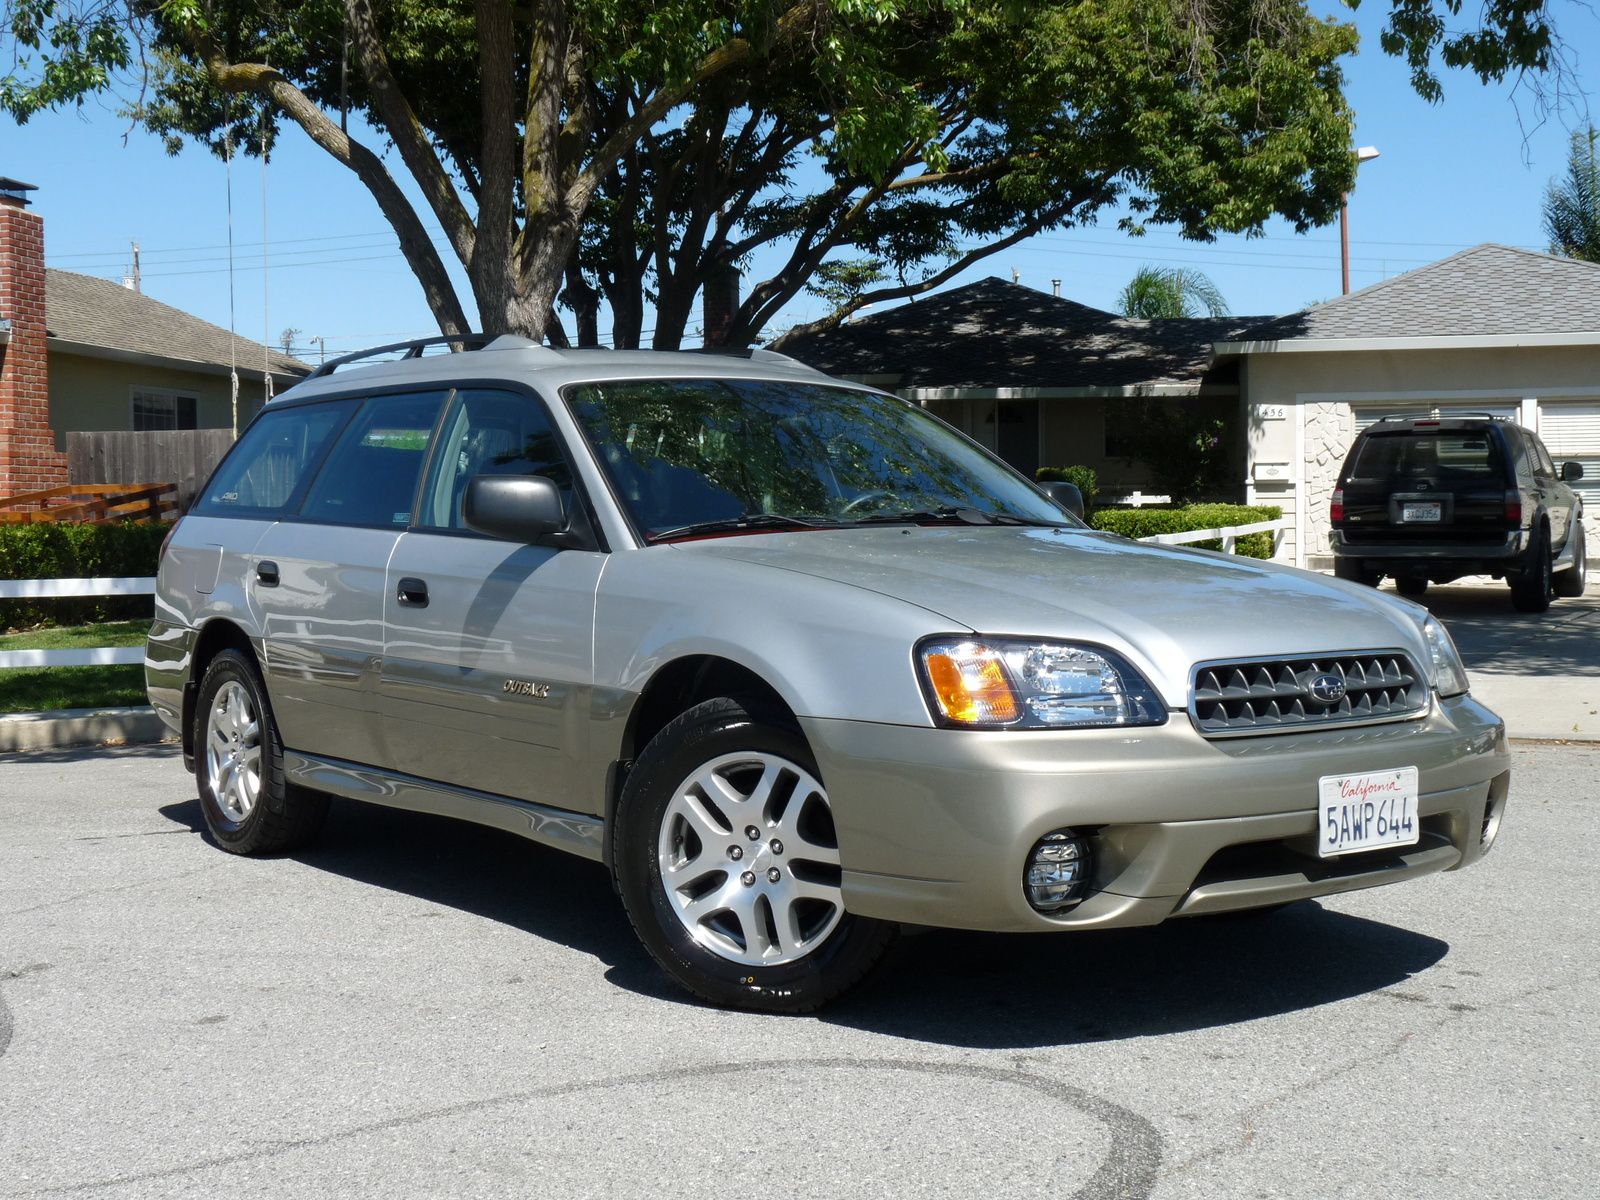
[917,637,1167,729]
[1422,617,1470,698]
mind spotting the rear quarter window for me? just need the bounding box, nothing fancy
[192,400,356,518]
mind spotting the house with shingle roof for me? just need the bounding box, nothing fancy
[1218,244,1600,568]
[1,177,307,496]
[780,277,1268,487]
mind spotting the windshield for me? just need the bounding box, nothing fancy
[563,378,1073,540]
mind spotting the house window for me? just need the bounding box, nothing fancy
[131,388,199,431]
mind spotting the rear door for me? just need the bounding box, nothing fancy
[1339,422,1512,544]
[248,390,449,766]
[1527,433,1573,548]
[378,387,604,810]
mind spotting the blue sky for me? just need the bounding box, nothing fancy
[3,1,1597,359]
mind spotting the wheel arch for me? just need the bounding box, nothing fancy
[182,618,260,764]
[602,654,801,869]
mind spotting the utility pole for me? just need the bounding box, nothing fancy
[310,335,327,365]
[1339,146,1381,295]
[122,241,141,292]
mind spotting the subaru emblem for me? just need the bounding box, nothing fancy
[1309,672,1347,704]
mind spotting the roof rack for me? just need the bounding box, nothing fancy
[1372,410,1508,423]
[306,333,543,379]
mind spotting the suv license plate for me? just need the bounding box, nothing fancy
[1318,767,1420,857]
[1401,502,1442,522]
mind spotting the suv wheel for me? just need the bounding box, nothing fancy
[1510,527,1555,613]
[1553,522,1588,598]
[1334,559,1380,587]
[195,649,329,854]
[1395,575,1428,599]
[612,697,896,1012]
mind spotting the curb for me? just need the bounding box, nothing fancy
[0,706,174,753]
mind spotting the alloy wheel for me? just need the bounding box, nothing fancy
[205,680,262,822]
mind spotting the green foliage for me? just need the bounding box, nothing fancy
[1543,125,1600,264]
[806,257,891,315]
[1035,465,1099,514]
[1090,504,1283,558]
[1117,401,1235,505]
[0,522,169,629]
[1118,266,1230,319]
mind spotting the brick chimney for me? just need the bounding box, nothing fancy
[0,178,67,499]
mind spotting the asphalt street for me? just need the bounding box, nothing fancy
[0,743,1594,1199]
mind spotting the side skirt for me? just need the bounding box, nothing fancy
[283,750,605,862]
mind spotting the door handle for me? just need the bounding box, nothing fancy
[256,560,280,587]
[396,577,429,607]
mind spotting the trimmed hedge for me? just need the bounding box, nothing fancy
[1035,465,1099,516]
[0,522,171,629]
[1090,504,1282,559]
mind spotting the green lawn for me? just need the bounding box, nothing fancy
[0,620,150,714]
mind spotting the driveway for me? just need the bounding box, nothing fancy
[1,743,1595,1198]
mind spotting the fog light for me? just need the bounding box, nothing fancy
[1025,830,1091,913]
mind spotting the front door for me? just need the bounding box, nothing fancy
[378,388,603,811]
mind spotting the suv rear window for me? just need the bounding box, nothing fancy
[1349,430,1506,483]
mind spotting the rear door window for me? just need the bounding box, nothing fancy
[1350,430,1506,484]
[193,400,356,518]
[299,391,450,528]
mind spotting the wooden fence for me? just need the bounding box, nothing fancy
[67,429,234,514]
[0,482,178,524]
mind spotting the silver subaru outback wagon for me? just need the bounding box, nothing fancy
[147,336,1510,1011]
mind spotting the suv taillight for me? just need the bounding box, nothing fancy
[1503,491,1522,525]
[1330,489,1345,523]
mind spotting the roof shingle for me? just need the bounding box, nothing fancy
[778,278,1265,390]
[1240,244,1600,342]
[45,270,309,377]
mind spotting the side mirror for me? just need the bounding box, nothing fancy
[1039,480,1085,520]
[463,475,567,543]
[1561,461,1584,483]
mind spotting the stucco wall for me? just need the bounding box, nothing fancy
[1244,344,1600,563]
[48,352,272,449]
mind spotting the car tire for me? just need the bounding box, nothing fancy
[1510,527,1555,613]
[612,696,896,1012]
[1334,559,1380,587]
[1553,521,1587,599]
[1395,575,1429,598]
[194,649,329,854]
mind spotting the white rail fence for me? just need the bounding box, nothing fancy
[0,577,153,669]
[0,515,1293,672]
[1136,517,1293,559]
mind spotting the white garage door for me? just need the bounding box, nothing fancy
[1352,404,1519,433]
[1537,402,1600,534]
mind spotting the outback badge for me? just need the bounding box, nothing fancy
[503,679,552,698]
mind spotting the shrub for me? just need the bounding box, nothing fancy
[0,522,171,629]
[1117,400,1233,504]
[1090,504,1282,559]
[1035,465,1099,515]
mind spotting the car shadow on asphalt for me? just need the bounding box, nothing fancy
[159,796,1450,1049]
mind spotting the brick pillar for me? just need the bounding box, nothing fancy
[0,186,67,499]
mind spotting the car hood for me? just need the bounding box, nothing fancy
[673,526,1431,704]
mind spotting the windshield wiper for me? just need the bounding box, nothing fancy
[851,507,1061,528]
[648,513,839,543]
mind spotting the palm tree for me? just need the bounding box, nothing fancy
[1543,126,1600,264]
[1117,266,1230,319]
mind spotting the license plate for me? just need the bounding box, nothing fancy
[1318,767,1420,857]
[1400,502,1441,522]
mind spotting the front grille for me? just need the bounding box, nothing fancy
[1191,652,1428,737]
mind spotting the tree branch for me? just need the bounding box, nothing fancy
[343,0,476,267]
[185,30,469,337]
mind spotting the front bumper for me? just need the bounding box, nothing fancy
[803,694,1509,932]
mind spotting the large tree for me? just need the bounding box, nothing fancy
[1543,125,1600,264]
[0,1,1575,347]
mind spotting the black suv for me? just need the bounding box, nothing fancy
[1330,413,1586,612]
